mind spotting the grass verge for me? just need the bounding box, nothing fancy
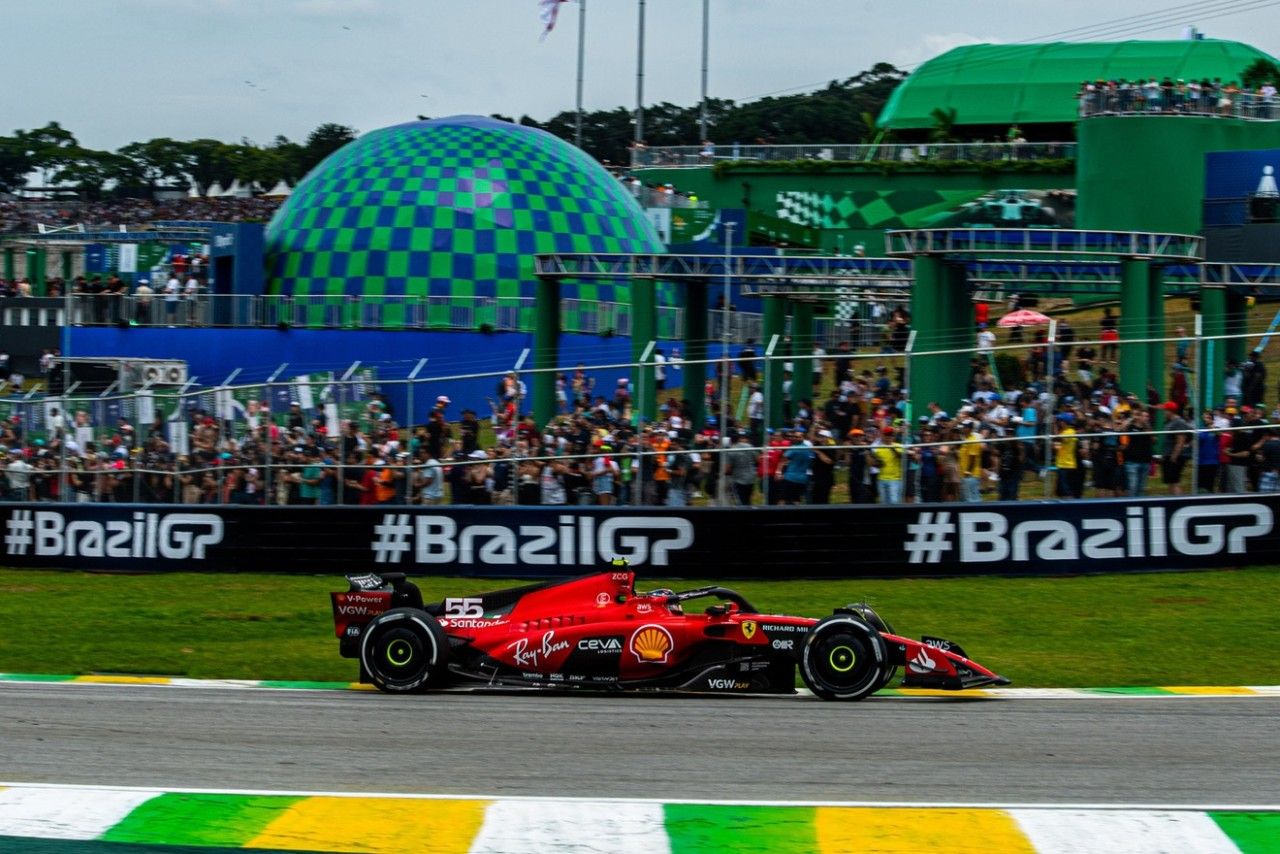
[1,567,1277,688]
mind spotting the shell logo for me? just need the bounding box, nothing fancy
[629,624,674,664]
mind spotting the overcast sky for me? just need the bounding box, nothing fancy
[3,0,1277,150]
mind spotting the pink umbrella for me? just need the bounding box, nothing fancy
[997,309,1051,328]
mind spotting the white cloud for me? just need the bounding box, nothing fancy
[892,32,1004,69]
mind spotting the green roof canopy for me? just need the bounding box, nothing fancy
[877,39,1280,129]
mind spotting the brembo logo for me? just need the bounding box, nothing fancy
[904,504,1273,564]
[399,515,695,567]
[5,510,223,560]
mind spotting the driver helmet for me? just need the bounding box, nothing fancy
[610,557,630,568]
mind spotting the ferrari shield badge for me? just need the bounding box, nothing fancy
[741,620,757,640]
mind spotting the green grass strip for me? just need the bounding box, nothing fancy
[1078,686,1176,696]
[1208,811,1280,854]
[0,839,328,854]
[100,793,302,847]
[0,673,74,682]
[257,680,355,690]
[664,803,818,853]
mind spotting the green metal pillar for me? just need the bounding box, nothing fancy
[1146,266,1165,404]
[631,276,657,423]
[1118,258,1151,396]
[61,250,74,283]
[3,247,14,281]
[1225,291,1248,367]
[791,302,815,405]
[1199,285,1226,410]
[532,278,560,427]
[25,248,46,293]
[762,296,787,428]
[683,282,708,429]
[909,256,971,418]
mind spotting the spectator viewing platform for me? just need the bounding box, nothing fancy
[1078,86,1277,120]
[630,142,1076,169]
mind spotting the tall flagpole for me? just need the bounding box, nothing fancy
[699,0,710,141]
[575,0,586,149]
[635,0,646,144]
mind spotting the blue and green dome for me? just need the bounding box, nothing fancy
[265,116,664,312]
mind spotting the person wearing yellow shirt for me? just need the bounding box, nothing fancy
[958,424,984,502]
[1053,412,1082,498]
[871,426,904,504]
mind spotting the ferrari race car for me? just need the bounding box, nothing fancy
[331,567,1009,701]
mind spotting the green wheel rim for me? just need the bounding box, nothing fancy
[828,644,856,673]
[387,640,413,666]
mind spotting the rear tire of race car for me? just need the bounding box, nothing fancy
[360,608,449,693]
[800,615,888,701]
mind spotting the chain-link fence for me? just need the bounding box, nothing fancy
[2,324,1276,508]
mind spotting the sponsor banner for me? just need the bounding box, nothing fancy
[0,496,1276,577]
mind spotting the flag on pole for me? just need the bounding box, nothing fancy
[539,0,567,40]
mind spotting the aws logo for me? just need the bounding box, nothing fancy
[629,624,674,664]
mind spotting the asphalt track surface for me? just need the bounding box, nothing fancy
[2,682,1277,805]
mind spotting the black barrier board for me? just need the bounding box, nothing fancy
[0,497,1270,578]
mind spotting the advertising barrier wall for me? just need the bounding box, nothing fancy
[0,495,1271,579]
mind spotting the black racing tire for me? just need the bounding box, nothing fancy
[844,604,899,692]
[800,615,888,701]
[360,608,449,693]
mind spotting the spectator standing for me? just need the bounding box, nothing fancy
[958,423,984,501]
[809,428,836,504]
[164,274,181,326]
[722,430,759,506]
[777,431,813,505]
[1099,307,1119,362]
[591,443,619,505]
[1196,410,1222,493]
[1257,428,1280,491]
[1122,408,1155,497]
[871,427,904,504]
[738,340,758,383]
[134,279,153,324]
[1241,350,1267,408]
[1053,413,1082,499]
[1160,403,1192,495]
[6,452,33,501]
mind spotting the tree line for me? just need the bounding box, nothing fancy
[0,63,905,197]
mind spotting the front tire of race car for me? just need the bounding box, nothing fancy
[360,608,449,693]
[800,615,888,701]
[843,604,899,692]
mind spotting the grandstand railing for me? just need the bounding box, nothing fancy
[1078,91,1278,121]
[0,328,1266,506]
[630,142,1077,168]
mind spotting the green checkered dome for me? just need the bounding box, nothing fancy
[265,115,665,321]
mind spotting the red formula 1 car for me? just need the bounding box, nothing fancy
[331,567,1009,701]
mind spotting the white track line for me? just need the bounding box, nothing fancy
[0,783,1276,812]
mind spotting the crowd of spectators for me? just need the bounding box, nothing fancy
[0,196,284,233]
[5,316,1280,506]
[1077,76,1277,118]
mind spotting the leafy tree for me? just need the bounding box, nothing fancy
[14,121,79,186]
[51,148,120,199]
[928,107,958,143]
[1241,58,1280,90]
[116,138,193,190]
[0,135,33,194]
[300,123,357,175]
